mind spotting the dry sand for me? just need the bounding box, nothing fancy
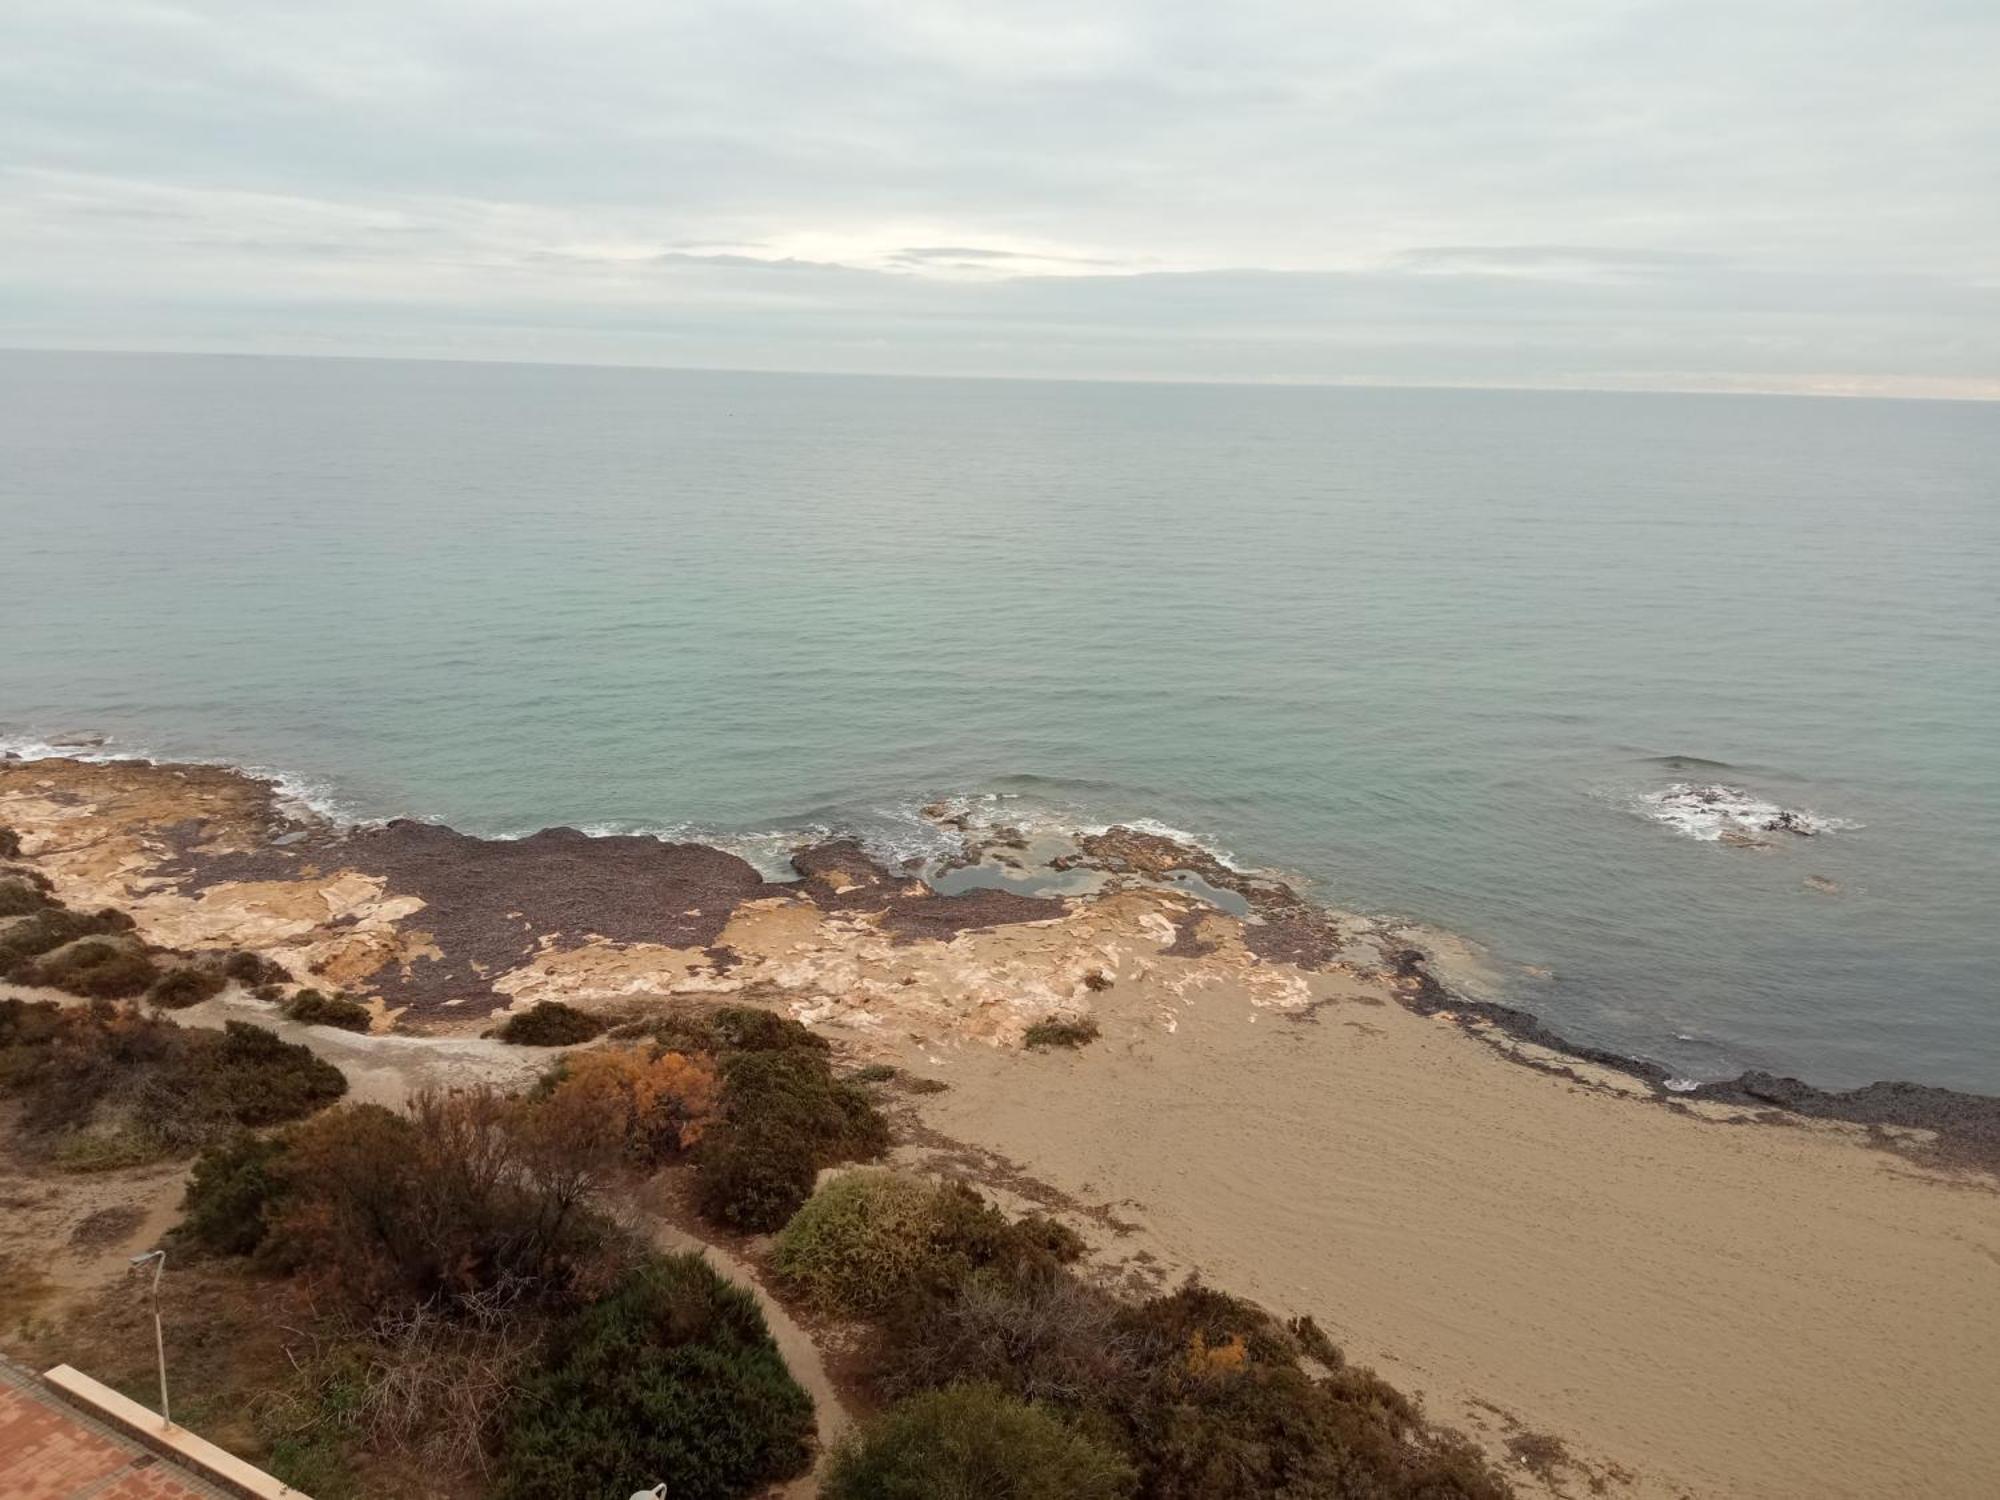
[895,976,2000,1500]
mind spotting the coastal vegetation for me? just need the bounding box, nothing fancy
[0,999,345,1167]
[284,988,372,1031]
[825,1382,1136,1499]
[495,1254,813,1500]
[494,1000,607,1046]
[1024,1015,1102,1049]
[777,1169,1510,1500]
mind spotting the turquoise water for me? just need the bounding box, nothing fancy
[3,350,1996,1090]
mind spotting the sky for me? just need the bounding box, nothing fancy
[3,1,1997,395]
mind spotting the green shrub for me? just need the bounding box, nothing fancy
[21,936,160,998]
[0,825,20,858]
[284,989,371,1032]
[774,1171,953,1315]
[224,950,293,987]
[775,1172,1081,1318]
[150,965,226,1009]
[824,1383,1135,1500]
[1024,1017,1100,1049]
[0,907,133,972]
[495,1001,605,1046]
[0,1000,345,1158]
[495,1253,813,1500]
[183,1132,291,1255]
[850,1062,898,1084]
[0,873,52,917]
[695,1049,889,1231]
[116,1021,349,1155]
[612,1003,829,1057]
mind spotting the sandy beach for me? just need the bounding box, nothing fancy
[3,754,1997,1498]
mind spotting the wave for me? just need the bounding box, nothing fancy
[1,729,363,827]
[1638,754,1740,773]
[1636,782,1858,842]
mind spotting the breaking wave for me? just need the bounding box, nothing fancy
[1638,782,1857,843]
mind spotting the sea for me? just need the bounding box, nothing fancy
[3,350,1996,1092]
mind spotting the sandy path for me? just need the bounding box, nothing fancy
[897,981,2000,1500]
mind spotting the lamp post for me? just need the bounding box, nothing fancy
[128,1250,170,1430]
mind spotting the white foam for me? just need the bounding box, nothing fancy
[1664,1077,1701,1093]
[1636,782,1857,843]
[914,796,1255,873]
[1,729,363,828]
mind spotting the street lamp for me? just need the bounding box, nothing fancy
[128,1250,170,1430]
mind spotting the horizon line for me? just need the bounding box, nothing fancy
[3,342,1996,406]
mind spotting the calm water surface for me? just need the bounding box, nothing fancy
[3,351,1996,1090]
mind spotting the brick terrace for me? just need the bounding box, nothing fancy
[0,1359,232,1500]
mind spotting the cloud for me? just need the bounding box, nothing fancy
[0,1,1995,394]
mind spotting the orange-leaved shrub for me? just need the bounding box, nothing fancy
[540,1045,721,1162]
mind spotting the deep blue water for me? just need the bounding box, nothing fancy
[3,350,1996,1090]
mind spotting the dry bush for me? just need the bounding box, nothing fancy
[890,1267,1142,1409]
[1024,1016,1101,1049]
[541,1046,721,1163]
[264,1086,635,1317]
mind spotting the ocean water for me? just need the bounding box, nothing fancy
[3,350,1996,1091]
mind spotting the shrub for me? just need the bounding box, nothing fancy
[150,964,226,1009]
[224,950,293,987]
[0,873,52,917]
[824,1383,1135,1500]
[850,1062,898,1084]
[285,989,372,1032]
[53,1126,167,1172]
[541,1045,721,1163]
[888,1266,1137,1409]
[263,1087,631,1315]
[0,825,20,858]
[1024,1017,1100,1049]
[25,937,160,998]
[775,1172,1082,1318]
[0,906,133,973]
[495,1253,813,1500]
[183,1132,291,1254]
[612,1003,829,1057]
[0,1003,343,1162]
[695,1049,889,1231]
[1100,1282,1510,1500]
[495,1001,606,1047]
[131,1021,348,1153]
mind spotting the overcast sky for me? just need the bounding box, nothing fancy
[4,1,1996,394]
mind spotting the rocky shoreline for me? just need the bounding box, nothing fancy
[8,751,2000,1497]
[3,752,1997,1174]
